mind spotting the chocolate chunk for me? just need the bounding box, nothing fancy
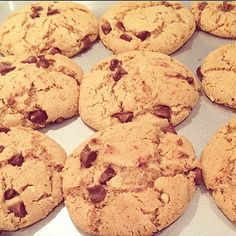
[116,22,125,31]
[87,185,106,203]
[4,189,18,200]
[196,66,203,81]
[28,109,48,124]
[36,55,54,68]
[198,2,208,10]
[81,35,92,50]
[136,31,151,41]
[8,201,27,218]
[186,77,194,85]
[80,146,97,168]
[48,47,62,55]
[32,6,43,12]
[112,111,134,123]
[219,2,234,11]
[30,6,43,19]
[0,62,16,76]
[109,59,122,71]
[101,21,112,35]
[120,34,132,42]
[21,56,37,64]
[99,167,116,185]
[193,168,202,185]
[47,7,60,16]
[0,127,10,133]
[8,153,24,166]
[112,66,128,81]
[153,105,171,119]
[161,124,176,134]
[0,145,4,153]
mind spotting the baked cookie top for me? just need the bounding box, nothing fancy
[0,53,83,129]
[0,1,99,57]
[63,122,201,235]
[79,51,199,131]
[198,43,236,109]
[191,1,236,38]
[99,1,196,54]
[201,118,236,223]
[0,126,66,230]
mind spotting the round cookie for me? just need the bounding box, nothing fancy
[79,51,199,131]
[0,53,83,129]
[63,122,201,235]
[0,2,98,57]
[191,1,236,38]
[0,126,66,230]
[201,118,236,223]
[198,43,236,109]
[99,1,196,55]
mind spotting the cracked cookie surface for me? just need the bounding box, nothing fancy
[63,122,201,235]
[79,51,199,131]
[191,1,236,38]
[199,43,236,109]
[0,53,83,129]
[0,126,66,230]
[201,118,236,223]
[99,1,196,54]
[0,2,98,57]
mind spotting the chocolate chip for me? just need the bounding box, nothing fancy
[36,55,54,68]
[87,185,106,203]
[193,168,202,185]
[120,34,132,42]
[186,77,194,85]
[196,66,203,81]
[7,96,15,106]
[101,21,112,35]
[81,35,92,50]
[219,2,234,11]
[153,105,171,119]
[112,66,128,81]
[48,47,62,55]
[32,6,43,12]
[112,111,134,123]
[30,11,40,19]
[99,167,116,185]
[0,62,16,76]
[109,59,122,71]
[0,145,4,153]
[162,1,172,7]
[30,6,43,19]
[8,153,24,166]
[4,189,18,200]
[28,109,48,124]
[198,2,208,10]
[80,146,97,168]
[136,31,151,41]
[8,201,27,218]
[161,124,176,134]
[116,22,125,31]
[47,7,60,16]
[21,56,37,64]
[0,127,10,133]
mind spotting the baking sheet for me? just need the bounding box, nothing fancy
[0,1,235,236]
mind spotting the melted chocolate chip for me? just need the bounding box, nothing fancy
[198,2,208,11]
[116,22,125,31]
[36,55,54,68]
[47,6,60,16]
[87,185,106,203]
[8,201,27,218]
[161,124,176,134]
[109,59,122,71]
[193,168,202,185]
[0,62,16,76]
[0,145,4,153]
[219,2,234,11]
[80,146,97,168]
[99,167,116,185]
[7,96,15,106]
[48,47,62,55]
[0,127,11,133]
[4,189,18,200]
[81,35,92,50]
[153,105,171,119]
[196,66,203,81]
[30,6,43,19]
[186,77,194,85]
[112,111,134,123]
[136,31,151,41]
[8,153,24,166]
[21,56,37,64]
[120,34,132,42]
[28,109,48,124]
[32,6,43,12]
[101,21,112,35]
[112,66,128,81]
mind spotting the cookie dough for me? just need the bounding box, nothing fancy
[191,1,236,38]
[99,1,196,54]
[0,53,83,129]
[0,2,98,57]
[79,51,199,131]
[201,118,236,222]
[63,122,201,235]
[0,126,66,230]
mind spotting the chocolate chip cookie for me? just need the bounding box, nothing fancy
[198,43,236,109]
[191,1,236,38]
[0,2,98,57]
[99,1,196,54]
[79,51,199,130]
[63,122,201,235]
[0,53,83,129]
[0,126,66,230]
[201,118,236,223]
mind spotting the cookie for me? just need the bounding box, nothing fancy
[191,1,236,38]
[99,1,196,55]
[198,43,236,109]
[0,126,66,230]
[79,51,199,131]
[0,53,83,129]
[63,122,201,235]
[201,118,236,223]
[0,2,98,57]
